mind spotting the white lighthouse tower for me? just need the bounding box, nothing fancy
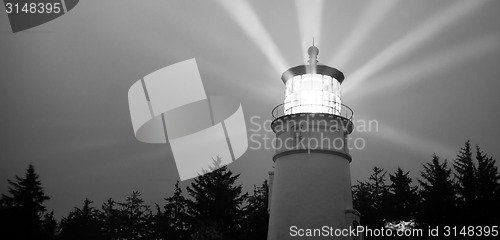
[267,45,360,239]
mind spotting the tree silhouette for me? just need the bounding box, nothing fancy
[99,198,121,239]
[352,166,389,229]
[474,145,500,225]
[200,156,224,175]
[385,167,418,223]
[352,143,500,236]
[58,199,105,240]
[41,210,57,240]
[0,164,52,239]
[453,140,477,224]
[117,191,151,240]
[418,154,457,229]
[186,156,248,240]
[244,180,269,240]
[154,181,189,240]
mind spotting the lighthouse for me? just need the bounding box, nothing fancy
[267,45,360,239]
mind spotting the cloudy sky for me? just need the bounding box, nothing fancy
[1,0,500,219]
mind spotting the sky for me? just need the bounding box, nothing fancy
[1,0,500,219]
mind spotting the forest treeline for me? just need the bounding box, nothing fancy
[1,140,499,239]
[0,156,268,240]
[353,140,500,238]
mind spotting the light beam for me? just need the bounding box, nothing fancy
[368,122,456,158]
[343,0,490,95]
[329,0,398,69]
[216,0,288,74]
[350,36,499,99]
[295,0,324,61]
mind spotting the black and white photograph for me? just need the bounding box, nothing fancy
[1,0,500,239]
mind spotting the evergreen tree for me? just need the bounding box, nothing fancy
[58,199,106,240]
[143,208,158,240]
[0,164,52,239]
[118,191,151,240]
[453,140,477,224]
[475,145,500,225]
[185,156,248,240]
[369,167,389,216]
[352,181,373,226]
[418,154,457,229]
[99,198,121,239]
[154,181,189,240]
[151,203,164,240]
[40,211,57,240]
[244,180,269,240]
[352,167,389,229]
[386,167,418,222]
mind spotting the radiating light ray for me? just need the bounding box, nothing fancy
[343,0,490,95]
[367,122,456,158]
[216,0,288,74]
[329,0,398,68]
[350,36,500,99]
[295,0,324,61]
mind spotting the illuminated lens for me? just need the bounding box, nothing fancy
[284,74,341,115]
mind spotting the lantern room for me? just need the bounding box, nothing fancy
[280,45,345,116]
